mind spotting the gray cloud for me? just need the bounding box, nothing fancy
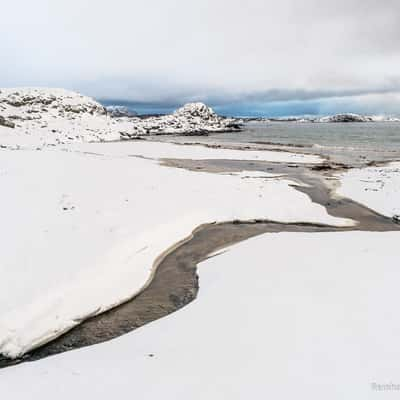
[1,0,400,113]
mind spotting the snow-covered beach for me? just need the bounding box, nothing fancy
[2,231,400,399]
[1,88,400,398]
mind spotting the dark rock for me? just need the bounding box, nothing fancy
[0,115,15,128]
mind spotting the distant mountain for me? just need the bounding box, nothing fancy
[244,113,400,123]
[319,113,400,122]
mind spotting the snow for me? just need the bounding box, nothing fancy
[1,87,399,397]
[0,89,240,146]
[2,231,399,400]
[368,115,400,122]
[71,140,323,164]
[117,102,241,137]
[318,113,372,123]
[336,162,400,218]
[105,105,137,118]
[261,114,400,123]
[0,87,120,146]
[0,141,347,359]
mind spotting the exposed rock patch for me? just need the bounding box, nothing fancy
[0,115,15,128]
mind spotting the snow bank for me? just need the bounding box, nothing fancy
[72,140,323,164]
[1,231,399,400]
[336,162,400,218]
[0,142,349,359]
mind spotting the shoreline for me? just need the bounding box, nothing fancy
[147,122,400,167]
[0,139,338,361]
[2,156,398,369]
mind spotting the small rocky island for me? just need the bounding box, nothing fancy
[250,113,400,123]
[319,113,374,123]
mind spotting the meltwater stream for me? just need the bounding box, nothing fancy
[1,157,399,369]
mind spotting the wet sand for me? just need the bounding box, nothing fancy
[1,157,399,369]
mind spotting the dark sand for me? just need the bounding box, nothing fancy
[1,157,399,369]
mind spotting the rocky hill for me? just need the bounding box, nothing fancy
[0,89,241,147]
[0,88,119,147]
[118,102,241,138]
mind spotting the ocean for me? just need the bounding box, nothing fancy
[165,122,400,165]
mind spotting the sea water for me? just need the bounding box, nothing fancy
[165,122,400,165]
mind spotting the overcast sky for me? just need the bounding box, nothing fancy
[2,0,400,115]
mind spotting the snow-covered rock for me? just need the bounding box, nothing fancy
[0,88,106,116]
[316,114,400,123]
[318,113,372,123]
[0,115,15,128]
[106,105,137,118]
[0,89,241,147]
[0,88,120,146]
[173,102,217,119]
[370,115,400,122]
[245,114,400,123]
[118,102,242,138]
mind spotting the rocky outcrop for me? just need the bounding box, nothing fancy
[319,113,372,123]
[0,116,15,128]
[119,102,242,138]
[258,114,400,123]
[0,88,106,117]
[106,105,137,118]
[0,88,118,146]
[0,89,241,148]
